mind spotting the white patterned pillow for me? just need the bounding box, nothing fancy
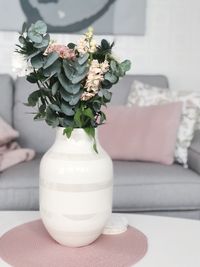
[127,80,200,167]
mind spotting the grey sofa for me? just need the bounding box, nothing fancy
[1,73,200,220]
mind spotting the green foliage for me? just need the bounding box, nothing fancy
[78,53,89,65]
[61,102,75,116]
[43,52,59,69]
[63,59,88,84]
[45,107,59,127]
[63,127,73,138]
[58,73,81,94]
[27,90,41,106]
[28,20,47,43]
[104,72,118,84]
[84,127,97,153]
[52,81,59,96]
[14,20,132,153]
[31,55,44,69]
[67,43,76,49]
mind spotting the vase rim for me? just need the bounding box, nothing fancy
[56,127,97,132]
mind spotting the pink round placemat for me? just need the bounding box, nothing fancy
[0,220,148,267]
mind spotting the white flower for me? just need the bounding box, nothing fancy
[77,37,89,55]
[100,60,109,73]
[81,59,109,102]
[77,28,97,55]
[81,91,96,101]
[85,27,94,39]
[89,39,97,53]
[12,52,33,77]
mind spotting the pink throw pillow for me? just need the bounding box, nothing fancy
[98,103,182,165]
[0,117,19,146]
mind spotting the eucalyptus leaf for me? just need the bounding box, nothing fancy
[27,90,41,106]
[63,60,74,80]
[34,113,44,121]
[76,64,88,75]
[58,73,81,94]
[60,87,81,105]
[78,53,89,65]
[102,89,112,101]
[43,60,61,77]
[71,69,88,84]
[39,104,46,113]
[59,117,74,127]
[27,49,43,59]
[33,35,49,48]
[26,74,37,83]
[28,30,42,43]
[61,102,75,116]
[31,55,44,69]
[110,60,117,72]
[43,52,59,69]
[119,60,131,73]
[101,80,112,89]
[69,93,81,106]
[49,104,61,112]
[34,20,47,34]
[52,81,59,96]
[45,107,59,127]
[104,72,118,84]
[60,87,72,102]
[19,36,26,45]
[92,101,101,112]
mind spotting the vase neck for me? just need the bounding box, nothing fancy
[52,127,100,154]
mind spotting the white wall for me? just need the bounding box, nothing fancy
[0,0,200,91]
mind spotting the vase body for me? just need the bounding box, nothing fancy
[39,128,113,247]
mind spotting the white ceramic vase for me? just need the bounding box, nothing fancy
[39,127,113,247]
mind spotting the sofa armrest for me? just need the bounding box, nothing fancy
[188,130,200,174]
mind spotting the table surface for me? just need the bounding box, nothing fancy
[0,212,200,267]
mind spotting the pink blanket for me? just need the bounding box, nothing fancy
[0,117,35,172]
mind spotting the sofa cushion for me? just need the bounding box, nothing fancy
[0,154,40,210]
[99,103,182,164]
[113,161,200,212]
[127,80,200,167]
[0,74,13,125]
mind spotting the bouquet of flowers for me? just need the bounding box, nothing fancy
[13,20,131,151]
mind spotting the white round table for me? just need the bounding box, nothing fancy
[0,211,200,267]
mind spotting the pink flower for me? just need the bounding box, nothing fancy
[81,59,110,101]
[81,91,96,101]
[44,44,76,60]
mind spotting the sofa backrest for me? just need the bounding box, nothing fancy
[110,75,169,105]
[12,74,169,153]
[0,74,13,125]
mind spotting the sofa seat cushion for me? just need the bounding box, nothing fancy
[1,155,200,212]
[113,161,200,212]
[0,154,40,210]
